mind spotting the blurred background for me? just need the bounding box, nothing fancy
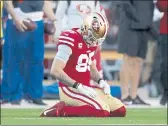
[0,0,166,107]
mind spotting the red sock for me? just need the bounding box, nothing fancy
[62,105,110,117]
[110,106,126,117]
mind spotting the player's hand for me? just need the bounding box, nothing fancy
[99,80,111,95]
[77,84,97,98]
[13,19,27,32]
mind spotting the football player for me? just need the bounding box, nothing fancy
[54,1,106,88]
[40,12,126,117]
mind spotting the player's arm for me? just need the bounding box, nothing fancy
[90,61,111,95]
[50,45,76,87]
[90,61,102,84]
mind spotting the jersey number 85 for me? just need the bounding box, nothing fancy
[76,51,94,72]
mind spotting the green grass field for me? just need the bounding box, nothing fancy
[1,108,167,125]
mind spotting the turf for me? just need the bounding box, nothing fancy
[1,108,167,125]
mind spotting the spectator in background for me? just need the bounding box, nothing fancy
[141,4,162,98]
[0,1,3,71]
[156,0,168,105]
[1,1,56,105]
[0,0,3,43]
[54,1,101,40]
[117,1,154,105]
[0,5,8,93]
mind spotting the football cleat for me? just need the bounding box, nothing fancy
[40,101,65,117]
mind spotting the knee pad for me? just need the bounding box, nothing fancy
[110,106,126,117]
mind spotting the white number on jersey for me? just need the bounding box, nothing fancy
[76,51,94,72]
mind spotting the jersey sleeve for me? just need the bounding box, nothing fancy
[57,30,76,51]
[55,44,72,63]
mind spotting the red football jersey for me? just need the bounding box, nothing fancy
[57,28,97,87]
[93,46,102,72]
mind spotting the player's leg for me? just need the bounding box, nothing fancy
[60,86,110,110]
[59,86,110,117]
[40,86,110,117]
[95,88,126,117]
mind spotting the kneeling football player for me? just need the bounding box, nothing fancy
[40,12,126,117]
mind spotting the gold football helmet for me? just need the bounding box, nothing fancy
[81,12,109,46]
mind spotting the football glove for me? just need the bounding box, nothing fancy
[99,80,111,95]
[77,83,97,98]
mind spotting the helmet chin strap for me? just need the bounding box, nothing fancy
[80,24,98,47]
[83,36,98,47]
